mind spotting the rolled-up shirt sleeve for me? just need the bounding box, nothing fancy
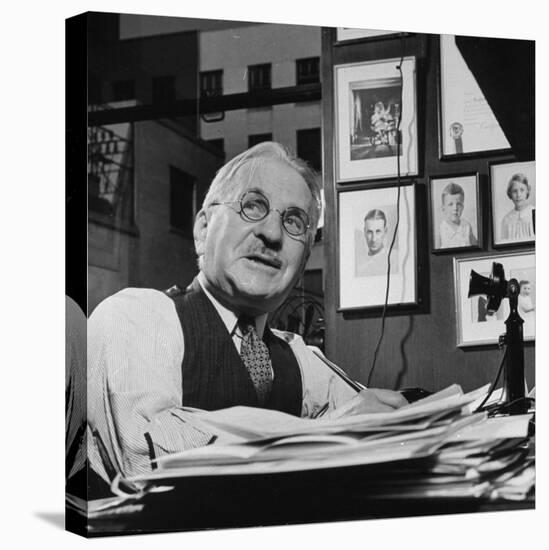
[275,331,358,418]
[88,289,214,480]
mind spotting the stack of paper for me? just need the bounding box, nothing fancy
[123,384,534,502]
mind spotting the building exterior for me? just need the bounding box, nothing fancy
[86,13,324,320]
[198,23,322,166]
[86,13,223,312]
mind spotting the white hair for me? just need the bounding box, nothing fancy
[201,141,322,237]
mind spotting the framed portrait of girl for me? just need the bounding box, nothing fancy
[490,160,535,247]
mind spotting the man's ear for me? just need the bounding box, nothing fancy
[193,209,208,257]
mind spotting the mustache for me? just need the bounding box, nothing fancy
[243,245,283,268]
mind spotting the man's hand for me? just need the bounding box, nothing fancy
[327,388,408,420]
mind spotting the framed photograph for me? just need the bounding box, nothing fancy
[454,252,535,347]
[438,35,511,159]
[429,173,481,253]
[338,184,416,310]
[335,28,401,42]
[490,160,536,247]
[334,57,418,182]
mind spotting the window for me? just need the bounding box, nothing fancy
[296,57,320,85]
[112,79,135,102]
[297,127,322,172]
[248,133,272,148]
[152,75,175,104]
[200,70,223,97]
[248,63,271,92]
[170,166,196,237]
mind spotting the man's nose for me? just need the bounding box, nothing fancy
[254,210,284,246]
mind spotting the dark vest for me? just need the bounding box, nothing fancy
[166,280,303,416]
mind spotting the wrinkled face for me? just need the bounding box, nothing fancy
[510,181,529,209]
[195,158,313,316]
[364,218,387,255]
[520,283,531,296]
[442,193,464,224]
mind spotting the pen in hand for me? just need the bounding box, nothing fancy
[311,402,330,419]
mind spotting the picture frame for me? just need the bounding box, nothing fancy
[453,252,535,347]
[429,172,481,253]
[334,57,418,182]
[438,35,511,159]
[338,184,417,310]
[335,28,402,43]
[490,160,536,247]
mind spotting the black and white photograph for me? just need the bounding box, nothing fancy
[338,185,416,309]
[490,160,536,246]
[350,86,401,160]
[354,204,400,278]
[334,57,418,181]
[454,252,536,346]
[58,7,538,542]
[429,173,481,252]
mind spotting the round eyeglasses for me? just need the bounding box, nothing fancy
[210,190,311,237]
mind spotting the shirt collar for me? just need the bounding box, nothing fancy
[197,271,267,338]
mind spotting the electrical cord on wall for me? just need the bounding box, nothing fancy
[366,44,405,387]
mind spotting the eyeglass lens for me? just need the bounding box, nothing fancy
[240,191,308,236]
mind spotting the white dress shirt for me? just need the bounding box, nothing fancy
[88,278,357,481]
[438,218,476,248]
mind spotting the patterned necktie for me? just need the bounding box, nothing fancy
[238,316,273,405]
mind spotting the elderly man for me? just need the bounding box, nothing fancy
[88,142,406,485]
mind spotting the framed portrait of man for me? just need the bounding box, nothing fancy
[338,184,417,310]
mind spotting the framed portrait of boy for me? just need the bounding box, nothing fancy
[429,173,481,253]
[453,252,535,347]
[490,160,536,247]
[334,57,418,182]
[338,184,417,310]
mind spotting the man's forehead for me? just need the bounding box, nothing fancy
[234,158,312,205]
[365,218,386,229]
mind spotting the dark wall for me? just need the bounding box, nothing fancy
[321,30,535,393]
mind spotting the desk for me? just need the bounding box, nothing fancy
[71,460,535,537]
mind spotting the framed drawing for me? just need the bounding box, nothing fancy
[338,184,416,310]
[335,28,401,42]
[454,252,535,347]
[438,35,511,158]
[429,173,481,253]
[334,57,418,182]
[490,160,536,247]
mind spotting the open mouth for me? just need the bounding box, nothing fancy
[245,255,282,269]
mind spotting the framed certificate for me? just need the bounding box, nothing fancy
[335,28,401,43]
[438,35,511,159]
